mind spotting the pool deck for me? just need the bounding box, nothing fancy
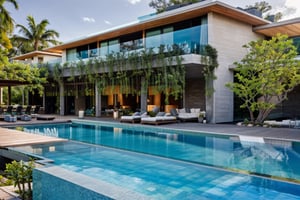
[0,114,299,142]
[0,127,67,148]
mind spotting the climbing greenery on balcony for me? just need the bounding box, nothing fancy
[52,44,186,103]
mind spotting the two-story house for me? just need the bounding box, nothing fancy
[12,0,300,123]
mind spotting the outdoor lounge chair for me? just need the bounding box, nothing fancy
[36,115,55,120]
[15,105,23,115]
[20,114,32,121]
[24,105,32,115]
[141,112,177,125]
[120,112,144,123]
[5,105,13,115]
[4,115,17,122]
[31,105,41,118]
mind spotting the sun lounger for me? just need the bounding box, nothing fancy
[141,116,177,125]
[120,112,147,123]
[36,115,55,121]
[4,115,17,122]
[20,114,32,121]
[141,112,177,125]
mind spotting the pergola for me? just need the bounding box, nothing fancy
[0,80,30,105]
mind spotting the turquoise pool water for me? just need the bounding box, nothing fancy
[11,121,300,199]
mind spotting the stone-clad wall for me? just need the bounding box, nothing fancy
[207,12,264,123]
[185,78,206,110]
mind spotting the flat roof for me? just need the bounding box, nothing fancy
[46,0,269,52]
[254,17,300,37]
[12,50,62,60]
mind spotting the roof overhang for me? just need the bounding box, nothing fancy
[254,18,300,37]
[46,0,269,52]
[12,50,62,61]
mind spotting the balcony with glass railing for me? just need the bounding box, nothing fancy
[66,24,208,62]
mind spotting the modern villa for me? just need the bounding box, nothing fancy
[12,0,300,123]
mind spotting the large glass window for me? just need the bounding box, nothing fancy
[100,41,108,58]
[89,42,98,58]
[66,48,77,62]
[293,37,300,55]
[67,43,98,61]
[66,15,208,62]
[108,39,120,54]
[120,32,143,53]
[77,45,89,59]
[99,39,120,57]
[146,29,161,52]
[145,15,208,55]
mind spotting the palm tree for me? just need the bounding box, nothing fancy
[0,0,18,49]
[13,15,60,53]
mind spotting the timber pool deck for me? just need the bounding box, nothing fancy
[0,127,66,148]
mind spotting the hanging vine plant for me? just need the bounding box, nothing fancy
[51,44,186,104]
[201,44,218,97]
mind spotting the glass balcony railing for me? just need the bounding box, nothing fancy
[145,25,207,55]
[66,24,208,62]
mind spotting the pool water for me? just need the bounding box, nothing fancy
[11,121,300,199]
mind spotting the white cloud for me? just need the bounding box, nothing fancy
[283,0,300,19]
[104,20,112,25]
[82,17,96,23]
[128,0,141,5]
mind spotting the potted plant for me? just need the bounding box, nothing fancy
[198,113,205,123]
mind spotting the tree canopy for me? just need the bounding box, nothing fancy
[149,0,200,13]
[226,34,300,124]
[246,1,282,22]
[0,0,18,49]
[12,15,60,54]
[0,3,49,99]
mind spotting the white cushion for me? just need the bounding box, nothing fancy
[178,108,186,113]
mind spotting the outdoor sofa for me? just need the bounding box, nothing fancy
[120,112,147,123]
[177,108,204,122]
[141,112,177,125]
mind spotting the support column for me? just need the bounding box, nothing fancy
[95,83,102,117]
[0,88,2,104]
[43,92,46,110]
[8,86,11,105]
[59,84,65,115]
[140,77,147,113]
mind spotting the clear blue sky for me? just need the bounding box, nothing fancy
[7,0,300,43]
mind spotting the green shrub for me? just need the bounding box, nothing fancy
[5,160,35,200]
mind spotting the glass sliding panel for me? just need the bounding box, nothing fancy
[134,38,144,50]
[89,42,98,58]
[66,48,77,62]
[121,40,134,52]
[108,39,120,54]
[293,37,300,55]
[120,32,144,53]
[174,27,192,54]
[199,16,208,54]
[146,29,161,53]
[77,45,89,59]
[100,41,108,59]
[162,27,174,51]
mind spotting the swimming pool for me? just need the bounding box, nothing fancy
[10,120,300,199]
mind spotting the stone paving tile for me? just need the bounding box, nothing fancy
[0,187,20,200]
